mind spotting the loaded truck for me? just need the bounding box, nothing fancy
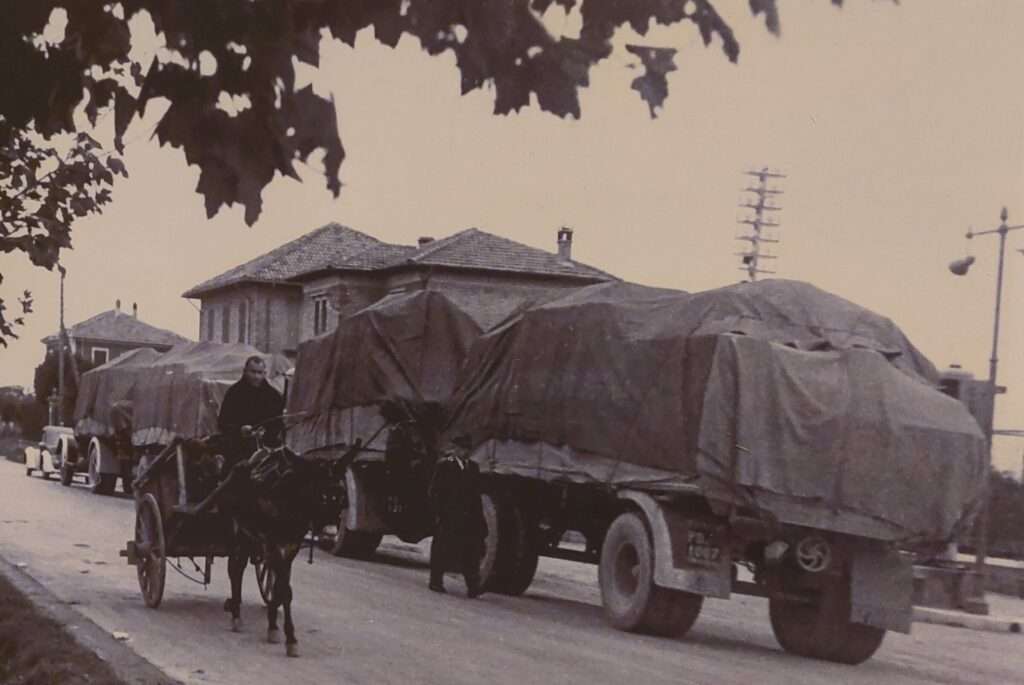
[287,281,987,664]
[60,343,290,494]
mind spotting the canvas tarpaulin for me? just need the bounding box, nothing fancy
[286,290,482,454]
[446,280,986,543]
[129,342,290,446]
[73,347,163,437]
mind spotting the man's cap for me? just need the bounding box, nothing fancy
[451,434,473,449]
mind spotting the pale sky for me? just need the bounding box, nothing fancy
[3,1,1024,472]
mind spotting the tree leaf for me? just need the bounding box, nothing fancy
[626,44,678,117]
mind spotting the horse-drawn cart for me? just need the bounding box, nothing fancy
[120,437,275,608]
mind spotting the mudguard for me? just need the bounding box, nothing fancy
[618,490,732,598]
[849,544,913,633]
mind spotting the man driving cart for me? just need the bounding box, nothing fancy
[217,355,285,468]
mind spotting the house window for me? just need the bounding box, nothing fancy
[238,300,248,343]
[92,347,109,365]
[222,306,231,343]
[206,307,216,341]
[313,296,329,335]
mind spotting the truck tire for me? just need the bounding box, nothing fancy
[330,472,382,559]
[58,439,75,486]
[478,492,539,596]
[769,584,886,664]
[88,442,116,496]
[599,512,703,637]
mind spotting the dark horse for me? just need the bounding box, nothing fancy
[215,433,359,657]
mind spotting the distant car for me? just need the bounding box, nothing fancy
[25,425,74,481]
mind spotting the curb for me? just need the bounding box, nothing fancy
[0,555,181,685]
[913,606,1023,634]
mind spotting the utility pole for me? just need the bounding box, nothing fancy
[736,167,785,281]
[57,264,66,426]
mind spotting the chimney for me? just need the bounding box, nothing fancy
[557,227,573,261]
[418,236,434,248]
[115,299,121,314]
[132,302,138,318]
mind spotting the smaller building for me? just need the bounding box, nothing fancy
[42,300,190,366]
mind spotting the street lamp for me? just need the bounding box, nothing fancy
[948,206,1024,582]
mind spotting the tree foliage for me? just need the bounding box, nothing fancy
[0,387,47,441]
[32,348,98,428]
[0,0,848,343]
[1,131,125,346]
[987,468,1024,557]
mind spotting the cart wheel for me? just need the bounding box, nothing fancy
[135,493,166,609]
[253,558,275,606]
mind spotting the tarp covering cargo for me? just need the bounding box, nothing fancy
[74,348,163,437]
[286,290,483,454]
[130,342,290,446]
[446,280,986,543]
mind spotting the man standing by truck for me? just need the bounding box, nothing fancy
[217,356,284,468]
[428,434,487,597]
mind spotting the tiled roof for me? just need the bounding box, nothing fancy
[182,223,386,297]
[184,224,615,298]
[392,228,615,280]
[42,310,190,347]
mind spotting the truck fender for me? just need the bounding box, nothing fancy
[344,467,387,534]
[617,490,732,599]
[849,544,913,633]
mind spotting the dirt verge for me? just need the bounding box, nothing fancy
[0,556,178,685]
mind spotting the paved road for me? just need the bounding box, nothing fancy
[1,458,1021,685]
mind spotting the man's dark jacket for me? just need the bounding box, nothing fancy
[429,455,487,547]
[217,379,285,460]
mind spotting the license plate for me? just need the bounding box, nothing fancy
[686,529,722,564]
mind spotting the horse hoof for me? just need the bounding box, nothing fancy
[267,629,280,644]
[231,617,243,633]
[286,643,300,658]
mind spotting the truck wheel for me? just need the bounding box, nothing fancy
[599,512,704,637]
[60,463,74,486]
[58,439,75,486]
[478,493,539,596]
[330,474,382,558]
[88,443,116,496]
[769,585,886,664]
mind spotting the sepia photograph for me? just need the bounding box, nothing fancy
[1,2,1023,683]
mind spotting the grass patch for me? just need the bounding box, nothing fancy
[0,437,32,465]
[0,572,125,685]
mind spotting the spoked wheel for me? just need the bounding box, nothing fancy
[135,493,166,609]
[253,557,275,606]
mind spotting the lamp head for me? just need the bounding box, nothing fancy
[949,255,975,276]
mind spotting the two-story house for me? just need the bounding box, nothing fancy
[42,301,190,366]
[182,224,616,356]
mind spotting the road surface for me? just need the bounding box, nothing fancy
[1,458,1020,685]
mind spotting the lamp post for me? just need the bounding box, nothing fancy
[948,206,1024,579]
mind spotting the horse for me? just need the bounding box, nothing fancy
[217,431,360,657]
